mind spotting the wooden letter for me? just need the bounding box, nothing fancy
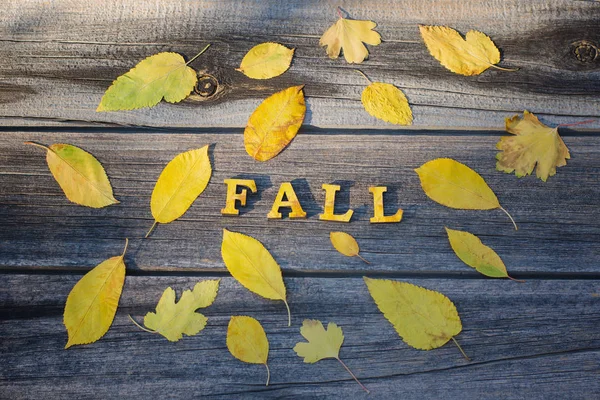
[319,183,353,222]
[267,182,307,219]
[369,186,403,223]
[221,179,257,215]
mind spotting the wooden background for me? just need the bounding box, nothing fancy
[1,1,599,399]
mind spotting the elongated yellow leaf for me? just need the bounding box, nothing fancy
[244,85,306,162]
[330,231,369,264]
[419,25,515,76]
[147,146,212,236]
[97,46,210,111]
[364,277,468,359]
[237,42,294,79]
[320,13,381,64]
[361,81,412,125]
[445,227,521,281]
[64,239,128,348]
[415,158,517,230]
[221,229,290,326]
[25,142,118,208]
[227,316,271,386]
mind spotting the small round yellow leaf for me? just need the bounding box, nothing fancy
[361,82,413,125]
[238,42,294,80]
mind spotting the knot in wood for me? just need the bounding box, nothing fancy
[195,74,218,97]
[572,40,598,63]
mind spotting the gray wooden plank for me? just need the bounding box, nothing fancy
[1,130,600,274]
[0,0,598,129]
[1,274,599,399]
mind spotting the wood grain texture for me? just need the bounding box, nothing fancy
[1,274,599,399]
[0,0,598,129]
[1,130,600,275]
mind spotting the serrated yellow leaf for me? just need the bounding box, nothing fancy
[415,158,517,230]
[419,25,515,76]
[497,111,570,182]
[97,46,209,111]
[221,229,290,325]
[139,280,219,342]
[361,82,412,125]
[320,15,381,64]
[237,42,294,79]
[364,277,465,355]
[64,239,128,348]
[330,231,369,264]
[25,142,118,208]
[227,316,271,385]
[244,85,306,162]
[148,146,212,236]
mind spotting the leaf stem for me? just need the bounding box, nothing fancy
[558,119,597,128]
[264,363,271,386]
[337,6,344,19]
[507,275,526,283]
[24,141,50,151]
[185,44,211,66]
[283,300,291,327]
[355,69,372,85]
[499,206,518,231]
[488,64,519,72]
[145,221,158,238]
[336,358,369,393]
[121,238,129,258]
[451,337,470,361]
[128,314,156,334]
[356,254,371,265]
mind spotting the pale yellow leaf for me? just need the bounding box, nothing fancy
[361,81,412,125]
[330,231,369,264]
[221,229,290,325]
[25,142,118,208]
[244,85,306,161]
[237,42,294,79]
[64,239,128,348]
[227,316,271,385]
[320,16,381,64]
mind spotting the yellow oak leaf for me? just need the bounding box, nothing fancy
[357,71,412,125]
[496,111,570,182]
[24,142,118,208]
[64,239,128,348]
[237,42,294,79]
[244,85,306,162]
[320,13,381,64]
[133,280,220,342]
[147,146,212,237]
[330,231,369,264]
[221,229,290,326]
[293,319,369,393]
[227,316,271,386]
[97,46,209,111]
[364,277,469,359]
[415,158,517,230]
[419,25,516,76]
[445,227,522,281]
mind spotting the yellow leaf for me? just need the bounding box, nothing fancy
[244,85,306,162]
[25,142,118,208]
[221,229,291,326]
[237,42,294,79]
[497,111,570,182]
[64,239,128,348]
[293,319,369,393]
[330,231,369,264]
[133,280,220,342]
[320,13,381,64]
[97,45,210,111]
[359,74,412,125]
[227,316,271,386]
[445,227,522,281]
[415,158,517,230]
[364,277,468,359]
[147,146,212,237]
[419,25,516,76]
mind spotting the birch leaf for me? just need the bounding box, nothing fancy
[244,85,306,161]
[364,277,469,359]
[361,81,412,125]
[64,239,128,348]
[135,280,220,342]
[415,158,517,230]
[419,25,515,76]
[227,316,271,386]
[320,13,381,64]
[496,111,570,182]
[147,146,212,237]
[24,142,118,208]
[293,319,369,393]
[237,42,294,79]
[97,46,209,111]
[221,229,291,326]
[330,231,369,264]
[445,227,522,281]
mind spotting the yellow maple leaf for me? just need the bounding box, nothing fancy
[320,11,381,64]
[227,316,271,385]
[237,42,294,79]
[496,111,570,182]
[330,231,369,264]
